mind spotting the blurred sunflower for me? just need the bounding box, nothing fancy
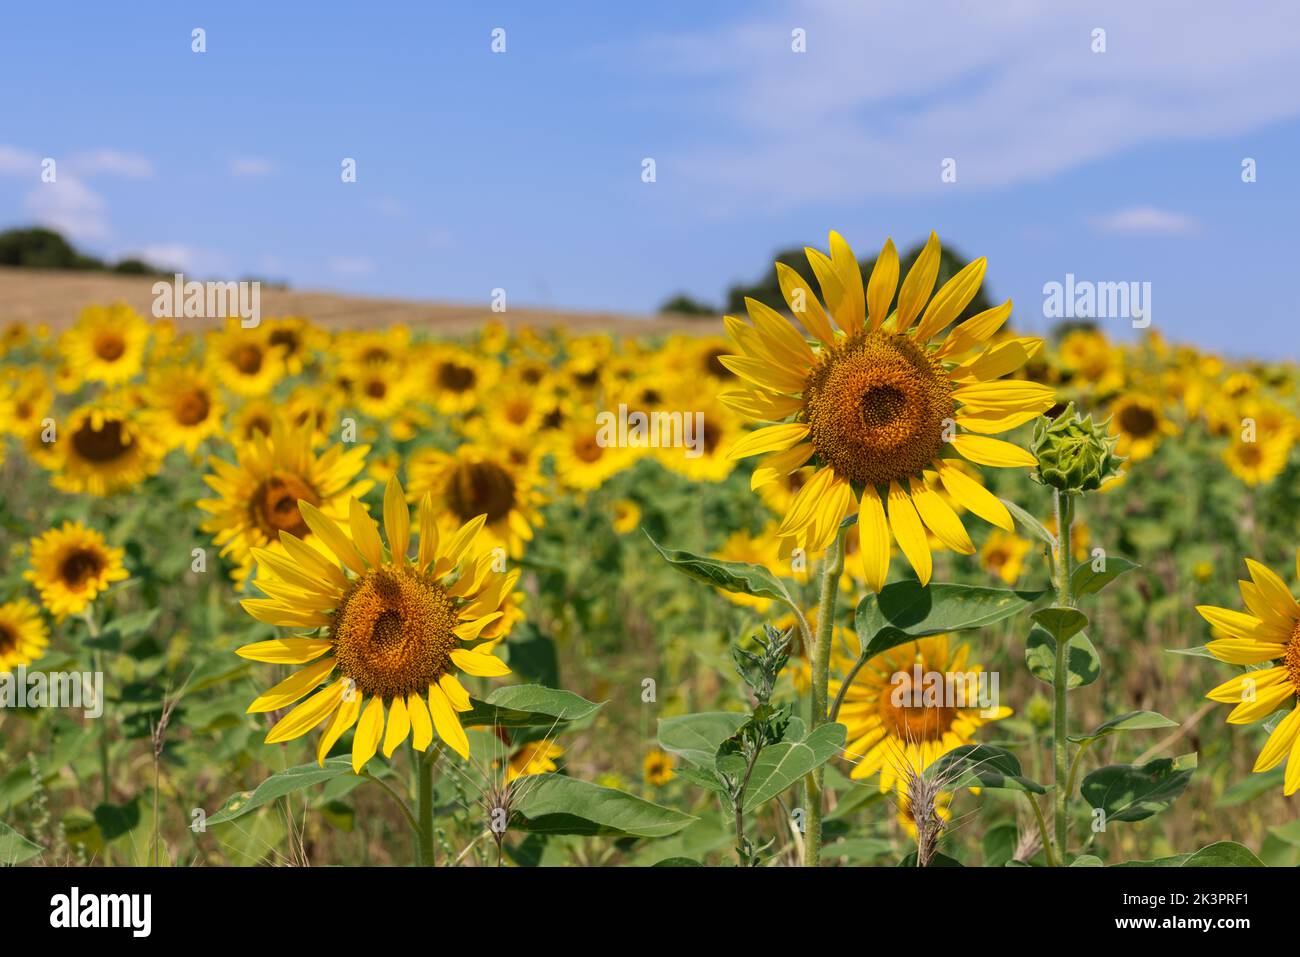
[1223,434,1291,487]
[407,444,544,558]
[348,360,414,421]
[25,521,128,620]
[236,477,514,772]
[263,316,326,376]
[1197,552,1300,795]
[548,418,634,493]
[0,598,50,672]
[506,740,564,782]
[836,633,1010,791]
[979,529,1033,585]
[198,420,372,582]
[643,748,676,786]
[205,320,284,397]
[653,385,742,484]
[1108,393,1177,461]
[610,498,642,535]
[422,345,499,415]
[59,303,150,386]
[50,400,162,496]
[721,231,1052,588]
[145,363,224,454]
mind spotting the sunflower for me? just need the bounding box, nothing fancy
[548,418,635,493]
[347,360,415,421]
[50,400,163,496]
[835,633,1010,791]
[145,363,224,454]
[236,476,515,772]
[205,320,284,397]
[1222,434,1291,487]
[25,522,129,620]
[1108,393,1177,461]
[198,420,372,582]
[506,740,564,782]
[610,498,642,535]
[643,748,676,786]
[59,303,150,386]
[406,444,544,559]
[263,316,326,376]
[0,598,50,672]
[721,231,1052,588]
[1197,552,1300,795]
[652,384,743,484]
[421,345,499,415]
[979,529,1033,585]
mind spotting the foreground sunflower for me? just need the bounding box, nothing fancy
[721,231,1053,589]
[0,598,50,672]
[1197,552,1300,795]
[835,633,1009,791]
[25,521,129,620]
[49,400,163,496]
[237,476,514,772]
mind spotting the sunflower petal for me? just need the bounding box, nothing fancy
[727,423,810,461]
[858,484,890,592]
[438,673,473,711]
[384,475,411,567]
[382,695,411,757]
[1245,558,1300,621]
[886,480,932,586]
[299,501,368,576]
[933,460,1013,531]
[236,637,334,665]
[352,696,385,773]
[1253,705,1300,772]
[827,231,865,335]
[895,231,940,331]
[937,300,1013,358]
[264,677,348,744]
[247,657,337,714]
[866,238,900,333]
[450,647,511,677]
[418,493,439,572]
[751,444,814,490]
[316,683,361,766]
[349,498,384,568]
[914,256,986,343]
[908,476,974,554]
[408,692,434,751]
[775,261,835,347]
[718,353,806,394]
[427,684,470,759]
[950,434,1037,468]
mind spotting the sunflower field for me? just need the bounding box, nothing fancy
[2,231,1298,870]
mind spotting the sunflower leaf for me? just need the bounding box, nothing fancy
[1070,555,1140,596]
[1180,840,1265,867]
[741,721,846,812]
[207,756,356,825]
[1025,625,1100,689]
[0,820,44,865]
[999,498,1057,548]
[511,775,696,838]
[856,581,1047,660]
[645,532,790,604]
[925,744,1047,794]
[1069,710,1177,745]
[458,685,603,730]
[1081,753,1197,824]
[658,711,748,768]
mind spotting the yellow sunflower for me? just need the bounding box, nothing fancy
[506,740,564,783]
[1197,552,1300,795]
[205,320,284,397]
[347,360,415,421]
[49,400,163,496]
[421,345,499,415]
[979,529,1033,585]
[643,748,676,786]
[406,444,544,559]
[0,598,50,672]
[263,316,327,376]
[721,231,1053,589]
[548,417,635,493]
[835,633,1010,791]
[1108,393,1177,461]
[610,498,642,535]
[1223,434,1291,487]
[59,303,150,386]
[145,363,224,454]
[198,420,372,582]
[236,476,514,772]
[25,521,129,620]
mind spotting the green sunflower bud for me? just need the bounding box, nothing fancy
[1031,402,1124,493]
[1026,693,1053,730]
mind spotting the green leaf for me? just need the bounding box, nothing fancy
[208,757,356,825]
[1000,498,1057,548]
[674,768,727,794]
[1030,606,1088,641]
[511,775,696,838]
[646,532,790,603]
[742,722,846,812]
[1025,626,1100,689]
[856,581,1047,660]
[1168,645,1216,659]
[652,856,702,866]
[1071,556,1140,596]
[1181,841,1264,867]
[658,712,747,768]
[1217,766,1286,807]
[1082,753,1197,824]
[1070,854,1104,867]
[459,685,602,730]
[0,820,43,864]
[1069,711,1177,745]
[925,744,1047,794]
[94,797,142,841]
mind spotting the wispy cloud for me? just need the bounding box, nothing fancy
[230,156,277,178]
[1089,206,1200,236]
[645,0,1300,210]
[68,148,154,178]
[24,176,109,241]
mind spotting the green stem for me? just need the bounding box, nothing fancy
[804,526,846,868]
[1051,490,1075,863]
[1024,792,1057,868]
[83,609,111,806]
[415,748,435,866]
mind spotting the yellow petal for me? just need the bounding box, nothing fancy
[299,501,368,576]
[775,261,835,347]
[858,484,890,592]
[937,300,1013,358]
[247,656,337,714]
[251,546,341,600]
[950,337,1040,384]
[1206,638,1287,665]
[384,475,410,568]
[239,598,330,629]
[450,648,511,677]
[866,238,899,333]
[718,388,804,422]
[418,493,439,572]
[454,611,504,640]
[408,692,434,751]
[914,256,986,343]
[439,673,473,712]
[1253,705,1300,773]
[933,460,1012,531]
[427,684,470,759]
[1196,605,1274,642]
[236,637,334,665]
[955,406,1051,435]
[1206,666,1287,703]
[776,466,836,538]
[950,434,1037,468]
[1245,558,1300,621]
[895,231,940,331]
[317,683,361,765]
[886,480,931,586]
[1286,729,1300,796]
[349,498,383,568]
[908,476,974,554]
[352,696,385,773]
[382,695,411,757]
[718,353,806,394]
[1227,680,1294,724]
[804,247,846,331]
[278,532,349,592]
[264,678,347,744]
[827,231,865,335]
[745,297,816,368]
[437,514,488,576]
[727,423,810,461]
[751,443,814,490]
[808,474,853,553]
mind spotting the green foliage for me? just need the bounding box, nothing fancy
[855,580,1046,660]
[1082,754,1197,824]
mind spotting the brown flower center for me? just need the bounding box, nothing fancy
[1286,621,1300,694]
[332,568,459,700]
[878,672,957,743]
[445,461,517,524]
[1118,403,1157,438]
[232,344,264,375]
[572,434,604,463]
[175,389,211,426]
[803,331,953,489]
[250,473,320,540]
[437,362,476,392]
[72,418,133,463]
[60,548,105,589]
[94,332,126,362]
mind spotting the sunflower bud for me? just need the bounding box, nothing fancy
[1026,693,1052,730]
[1031,403,1124,493]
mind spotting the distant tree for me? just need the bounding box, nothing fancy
[725,239,994,324]
[658,292,718,317]
[0,227,104,270]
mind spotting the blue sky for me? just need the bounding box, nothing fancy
[2,1,1298,356]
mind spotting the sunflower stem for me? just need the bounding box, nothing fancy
[1051,490,1075,864]
[415,747,436,866]
[804,524,846,868]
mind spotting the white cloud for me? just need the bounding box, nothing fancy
[0,145,38,176]
[23,175,109,242]
[646,0,1300,209]
[68,149,154,178]
[230,156,277,178]
[1089,206,1200,235]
